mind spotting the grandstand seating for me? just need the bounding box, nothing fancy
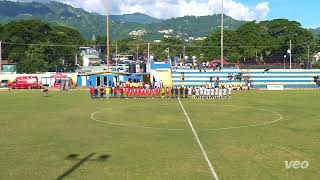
[172,68,320,89]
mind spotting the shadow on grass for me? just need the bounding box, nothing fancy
[55,153,111,180]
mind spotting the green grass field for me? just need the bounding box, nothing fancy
[0,90,319,180]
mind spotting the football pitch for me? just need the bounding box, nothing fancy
[0,90,319,180]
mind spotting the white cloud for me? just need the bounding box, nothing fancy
[254,2,270,20]
[12,0,270,21]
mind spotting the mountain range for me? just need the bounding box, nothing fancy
[0,1,244,40]
[311,28,320,37]
[0,1,319,40]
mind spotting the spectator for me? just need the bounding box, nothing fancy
[89,86,95,99]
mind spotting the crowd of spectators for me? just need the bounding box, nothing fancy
[173,61,224,71]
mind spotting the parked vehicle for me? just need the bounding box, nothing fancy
[0,80,9,88]
[8,76,42,89]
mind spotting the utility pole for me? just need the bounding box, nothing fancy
[306,43,310,69]
[221,0,224,68]
[255,51,258,62]
[307,44,310,62]
[136,45,139,61]
[289,40,292,69]
[115,42,118,71]
[147,42,150,63]
[0,41,2,74]
[75,53,78,66]
[301,42,310,69]
[168,48,170,65]
[183,46,186,60]
[106,0,110,71]
[283,55,286,69]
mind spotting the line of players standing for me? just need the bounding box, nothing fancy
[169,86,231,99]
[90,85,231,99]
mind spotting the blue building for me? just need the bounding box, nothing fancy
[77,72,148,87]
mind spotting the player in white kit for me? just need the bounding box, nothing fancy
[199,87,204,99]
[228,84,232,95]
[222,88,228,98]
[195,87,200,98]
[214,87,219,98]
[218,88,223,99]
[203,87,207,98]
[210,88,215,99]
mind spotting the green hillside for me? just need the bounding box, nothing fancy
[109,13,162,24]
[0,1,245,40]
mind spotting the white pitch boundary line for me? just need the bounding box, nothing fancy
[177,98,219,180]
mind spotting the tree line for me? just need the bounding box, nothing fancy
[0,20,84,73]
[1,19,320,73]
[105,19,319,65]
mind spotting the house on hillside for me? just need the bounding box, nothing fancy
[158,29,173,34]
[79,47,102,66]
[194,37,207,41]
[313,52,320,61]
[80,47,100,57]
[82,55,101,66]
[129,30,145,37]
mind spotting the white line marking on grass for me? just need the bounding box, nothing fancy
[90,104,284,133]
[177,98,219,180]
[203,105,284,132]
[91,111,183,131]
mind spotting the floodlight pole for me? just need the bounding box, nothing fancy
[75,53,78,65]
[221,0,224,68]
[289,39,292,69]
[302,42,310,65]
[106,0,110,71]
[307,45,310,62]
[136,45,139,61]
[115,42,118,71]
[183,46,186,60]
[147,42,150,63]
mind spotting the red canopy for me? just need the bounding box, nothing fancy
[50,73,67,78]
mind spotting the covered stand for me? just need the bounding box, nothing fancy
[50,73,70,89]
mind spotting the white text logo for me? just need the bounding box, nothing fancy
[284,161,309,169]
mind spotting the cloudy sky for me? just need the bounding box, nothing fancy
[10,0,320,28]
